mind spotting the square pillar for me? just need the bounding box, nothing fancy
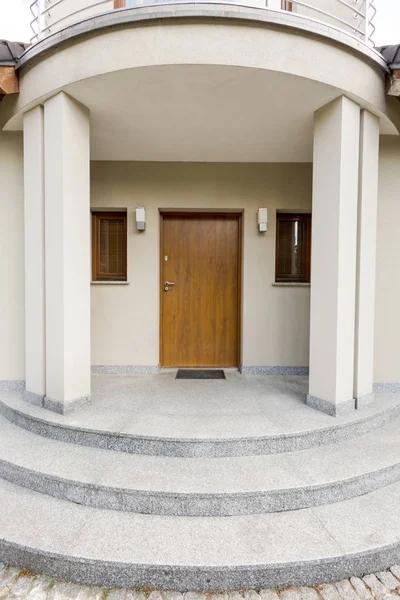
[44,92,91,414]
[307,96,360,416]
[23,106,46,406]
[354,110,380,407]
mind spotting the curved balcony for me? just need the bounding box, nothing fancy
[30,0,376,46]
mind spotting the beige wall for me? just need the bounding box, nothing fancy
[1,143,397,380]
[0,131,25,382]
[90,162,312,368]
[374,137,400,383]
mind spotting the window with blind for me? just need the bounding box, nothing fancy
[92,212,127,282]
[275,213,311,283]
[281,1,293,10]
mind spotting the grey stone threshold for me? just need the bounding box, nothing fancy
[0,381,25,391]
[306,395,355,417]
[0,394,399,459]
[92,366,159,375]
[374,382,400,393]
[241,367,309,376]
[26,393,93,416]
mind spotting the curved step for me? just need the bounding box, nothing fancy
[1,478,400,590]
[1,389,400,458]
[1,414,400,516]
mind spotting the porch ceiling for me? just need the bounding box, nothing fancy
[60,64,386,163]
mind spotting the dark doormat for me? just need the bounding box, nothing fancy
[176,369,226,380]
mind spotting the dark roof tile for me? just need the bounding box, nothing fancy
[0,40,29,65]
[376,44,400,69]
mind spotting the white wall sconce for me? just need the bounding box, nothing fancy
[136,207,146,231]
[257,208,268,233]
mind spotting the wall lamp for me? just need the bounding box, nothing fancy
[257,208,268,233]
[136,207,146,231]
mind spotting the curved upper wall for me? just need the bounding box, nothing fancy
[3,5,395,134]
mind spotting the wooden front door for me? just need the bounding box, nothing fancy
[160,213,241,367]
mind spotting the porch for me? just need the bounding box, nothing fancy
[21,91,382,418]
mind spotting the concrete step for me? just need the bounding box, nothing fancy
[1,477,400,591]
[1,389,400,458]
[1,414,400,516]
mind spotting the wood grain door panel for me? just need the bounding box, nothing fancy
[161,214,241,367]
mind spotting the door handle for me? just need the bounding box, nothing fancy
[164,281,175,292]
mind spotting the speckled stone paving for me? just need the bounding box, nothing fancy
[1,565,400,600]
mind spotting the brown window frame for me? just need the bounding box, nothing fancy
[91,212,128,282]
[275,212,311,283]
[114,0,125,8]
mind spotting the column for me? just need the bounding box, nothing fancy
[354,110,380,407]
[43,92,91,414]
[23,106,46,406]
[307,96,360,416]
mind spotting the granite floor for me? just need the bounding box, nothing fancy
[1,564,400,600]
[6,372,400,440]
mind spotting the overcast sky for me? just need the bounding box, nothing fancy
[0,0,399,46]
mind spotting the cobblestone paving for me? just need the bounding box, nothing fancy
[1,565,400,600]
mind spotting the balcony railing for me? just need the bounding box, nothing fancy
[29,0,376,46]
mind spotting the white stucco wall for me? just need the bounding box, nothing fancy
[90,162,312,368]
[0,131,25,382]
[374,136,400,383]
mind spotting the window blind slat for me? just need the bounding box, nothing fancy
[99,219,125,275]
